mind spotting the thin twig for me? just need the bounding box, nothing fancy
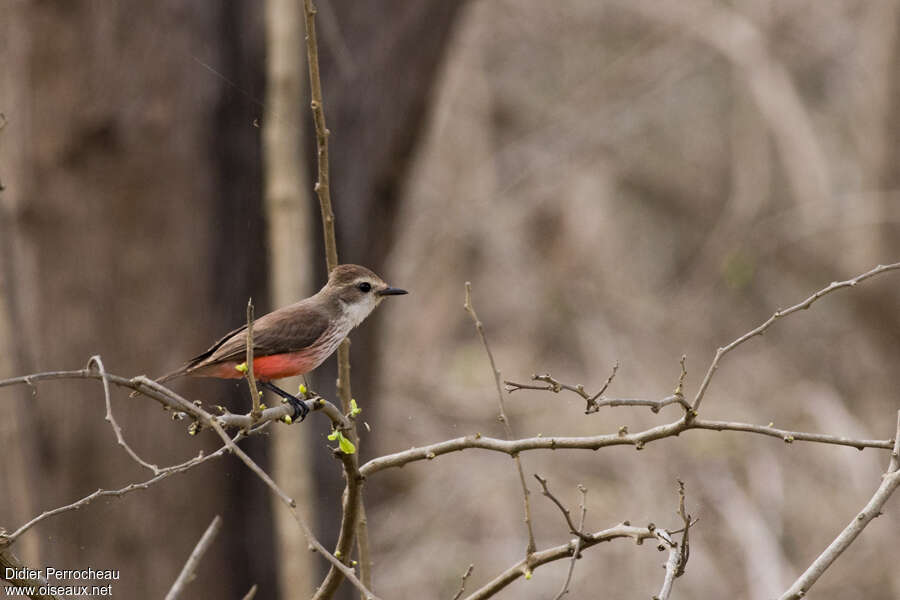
[241,584,258,600]
[246,299,262,420]
[675,479,690,577]
[779,410,900,600]
[534,475,590,542]
[89,355,161,474]
[465,282,536,555]
[303,0,337,272]
[452,564,475,600]
[507,375,690,414]
[505,360,691,415]
[692,262,900,413]
[0,436,235,547]
[356,503,374,598]
[552,484,587,600]
[165,515,223,600]
[653,481,692,600]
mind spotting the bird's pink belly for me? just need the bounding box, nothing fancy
[202,351,320,381]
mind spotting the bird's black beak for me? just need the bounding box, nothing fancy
[377,286,408,296]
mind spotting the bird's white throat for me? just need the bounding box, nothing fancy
[340,295,378,329]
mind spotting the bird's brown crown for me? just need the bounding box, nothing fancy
[328,264,380,286]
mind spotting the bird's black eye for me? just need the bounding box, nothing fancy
[357,282,372,293]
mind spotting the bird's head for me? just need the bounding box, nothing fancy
[325,264,408,327]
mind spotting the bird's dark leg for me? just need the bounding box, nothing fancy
[261,381,309,422]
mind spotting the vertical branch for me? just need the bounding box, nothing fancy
[465,283,537,556]
[552,484,587,600]
[246,299,261,419]
[303,0,338,273]
[302,1,370,596]
[302,0,352,413]
[356,502,374,593]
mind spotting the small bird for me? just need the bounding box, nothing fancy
[159,264,407,420]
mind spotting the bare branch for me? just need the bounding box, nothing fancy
[690,419,889,450]
[692,262,900,413]
[165,515,223,600]
[241,585,258,600]
[506,367,691,415]
[654,539,680,600]
[0,436,234,548]
[246,299,262,420]
[355,503,373,600]
[462,523,659,600]
[89,355,161,474]
[301,2,370,596]
[675,480,690,578]
[312,449,365,600]
[303,0,336,273]
[451,564,474,600]
[1,361,346,436]
[465,282,536,555]
[217,394,350,431]
[534,475,590,542]
[0,363,379,600]
[204,408,379,600]
[779,410,900,600]
[654,481,692,600]
[552,484,587,600]
[360,416,893,477]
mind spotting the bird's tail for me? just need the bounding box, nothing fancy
[155,367,187,385]
[127,366,186,399]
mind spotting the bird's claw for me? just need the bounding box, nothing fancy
[287,396,309,422]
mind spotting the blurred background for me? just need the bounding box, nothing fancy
[1,1,899,598]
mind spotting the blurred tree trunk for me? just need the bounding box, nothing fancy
[262,0,316,596]
[0,2,275,598]
[303,3,465,593]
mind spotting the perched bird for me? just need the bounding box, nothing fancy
[159,264,407,420]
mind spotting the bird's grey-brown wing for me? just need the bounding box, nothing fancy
[197,301,331,365]
[158,301,332,382]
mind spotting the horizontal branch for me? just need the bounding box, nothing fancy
[217,397,350,431]
[462,523,661,600]
[506,373,690,414]
[360,417,893,477]
[506,359,691,415]
[0,367,349,433]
